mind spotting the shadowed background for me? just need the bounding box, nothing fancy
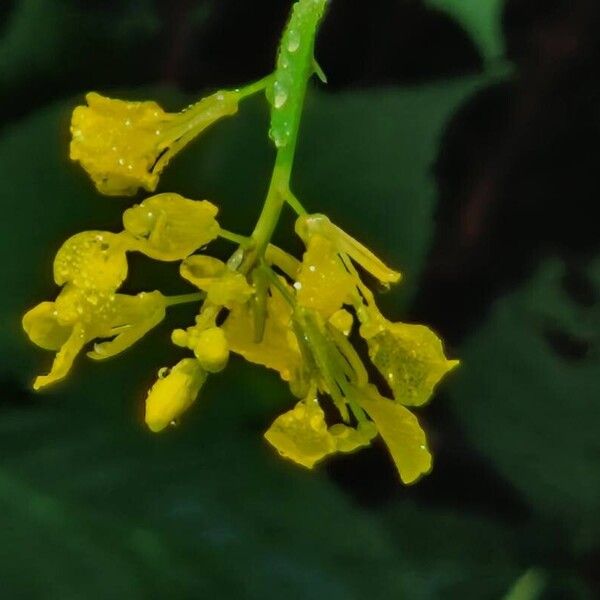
[0,1,598,598]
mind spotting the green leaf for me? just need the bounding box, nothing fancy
[447,258,600,553]
[425,0,505,64]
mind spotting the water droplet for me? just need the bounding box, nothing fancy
[293,282,302,290]
[274,89,288,109]
[118,158,126,166]
[287,29,300,52]
[158,367,169,379]
[169,420,179,428]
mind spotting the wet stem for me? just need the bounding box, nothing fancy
[249,5,320,259]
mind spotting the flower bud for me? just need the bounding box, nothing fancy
[145,358,207,432]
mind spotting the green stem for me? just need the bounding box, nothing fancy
[165,292,204,307]
[250,0,328,257]
[218,228,251,246]
[235,75,273,101]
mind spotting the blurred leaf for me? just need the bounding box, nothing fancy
[502,569,545,600]
[0,358,526,599]
[378,500,522,599]
[0,0,162,121]
[447,258,600,553]
[425,0,505,64]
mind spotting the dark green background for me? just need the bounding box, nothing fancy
[1,1,598,598]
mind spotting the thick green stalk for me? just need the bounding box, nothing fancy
[251,0,328,256]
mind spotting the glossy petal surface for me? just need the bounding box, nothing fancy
[358,387,432,484]
[123,193,219,261]
[264,398,336,468]
[363,319,459,406]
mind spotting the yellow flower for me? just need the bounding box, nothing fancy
[295,214,401,285]
[180,255,253,308]
[70,90,239,196]
[264,395,377,468]
[123,193,220,261]
[23,288,166,390]
[145,358,207,432]
[357,386,432,484]
[360,315,459,407]
[295,233,354,318]
[223,281,302,383]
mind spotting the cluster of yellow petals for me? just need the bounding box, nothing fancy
[257,215,458,484]
[23,194,220,390]
[264,393,377,468]
[24,86,459,486]
[70,91,239,196]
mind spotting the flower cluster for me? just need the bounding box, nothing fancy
[23,0,458,484]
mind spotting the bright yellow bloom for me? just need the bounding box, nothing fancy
[360,315,459,407]
[295,214,401,285]
[145,358,207,432]
[54,230,130,291]
[123,193,220,261]
[223,282,302,383]
[23,288,166,390]
[295,233,354,318]
[180,255,253,308]
[357,386,432,484]
[70,90,239,196]
[264,396,377,468]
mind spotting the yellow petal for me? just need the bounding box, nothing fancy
[328,309,354,336]
[53,285,119,332]
[296,214,401,284]
[223,283,302,382]
[179,255,226,289]
[33,323,88,390]
[123,193,219,261]
[87,291,166,360]
[53,231,128,291]
[329,421,377,453]
[357,387,432,484]
[22,302,72,350]
[362,319,459,406]
[144,358,207,432]
[180,256,253,308]
[296,234,354,317]
[264,398,336,468]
